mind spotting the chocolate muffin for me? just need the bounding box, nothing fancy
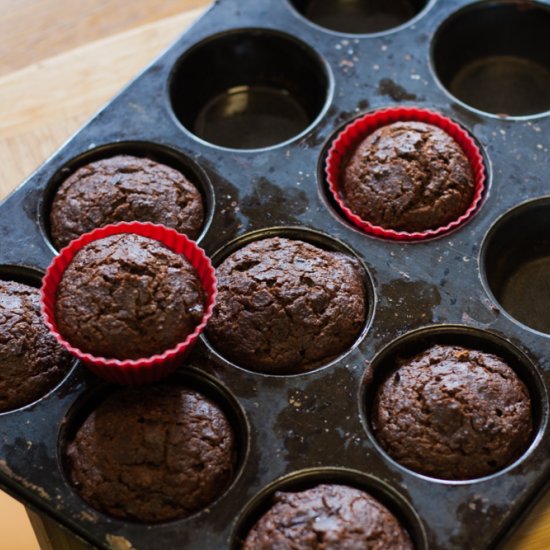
[342,121,475,232]
[66,384,235,522]
[55,233,205,360]
[207,237,366,375]
[372,344,533,480]
[50,155,204,249]
[242,484,412,549]
[0,280,72,411]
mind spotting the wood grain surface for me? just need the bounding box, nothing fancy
[0,0,207,77]
[0,3,208,197]
[0,1,548,549]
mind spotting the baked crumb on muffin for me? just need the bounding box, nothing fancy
[66,384,235,522]
[50,155,204,249]
[207,237,366,374]
[242,484,413,549]
[0,280,72,411]
[372,344,533,479]
[55,233,205,360]
[342,121,475,232]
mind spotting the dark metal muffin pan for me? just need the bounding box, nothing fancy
[1,0,550,548]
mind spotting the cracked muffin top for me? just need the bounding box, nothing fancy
[242,483,413,549]
[0,280,72,411]
[66,384,235,522]
[55,233,205,360]
[372,344,533,480]
[50,155,204,249]
[207,237,366,375]
[342,121,475,232]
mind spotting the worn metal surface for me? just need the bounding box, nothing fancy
[0,0,549,548]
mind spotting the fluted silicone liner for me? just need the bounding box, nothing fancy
[325,107,486,241]
[41,222,217,384]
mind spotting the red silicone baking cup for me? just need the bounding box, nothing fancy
[325,107,486,241]
[40,222,217,385]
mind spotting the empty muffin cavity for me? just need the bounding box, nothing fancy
[482,198,550,335]
[288,0,430,34]
[432,1,550,117]
[169,29,330,149]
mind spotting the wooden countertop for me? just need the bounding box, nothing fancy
[0,1,548,548]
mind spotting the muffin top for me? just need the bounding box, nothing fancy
[372,344,533,480]
[55,233,205,360]
[66,385,235,522]
[242,484,413,549]
[50,155,204,249]
[207,237,366,374]
[342,121,475,232]
[0,280,72,411]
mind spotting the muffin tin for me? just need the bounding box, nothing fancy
[1,0,550,548]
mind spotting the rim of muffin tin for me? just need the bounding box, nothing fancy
[480,196,550,339]
[0,264,78,416]
[359,324,549,485]
[284,0,437,38]
[57,366,250,525]
[323,106,488,241]
[37,141,216,254]
[229,466,428,549]
[166,27,335,153]
[429,0,550,121]
[40,222,217,383]
[201,225,376,377]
